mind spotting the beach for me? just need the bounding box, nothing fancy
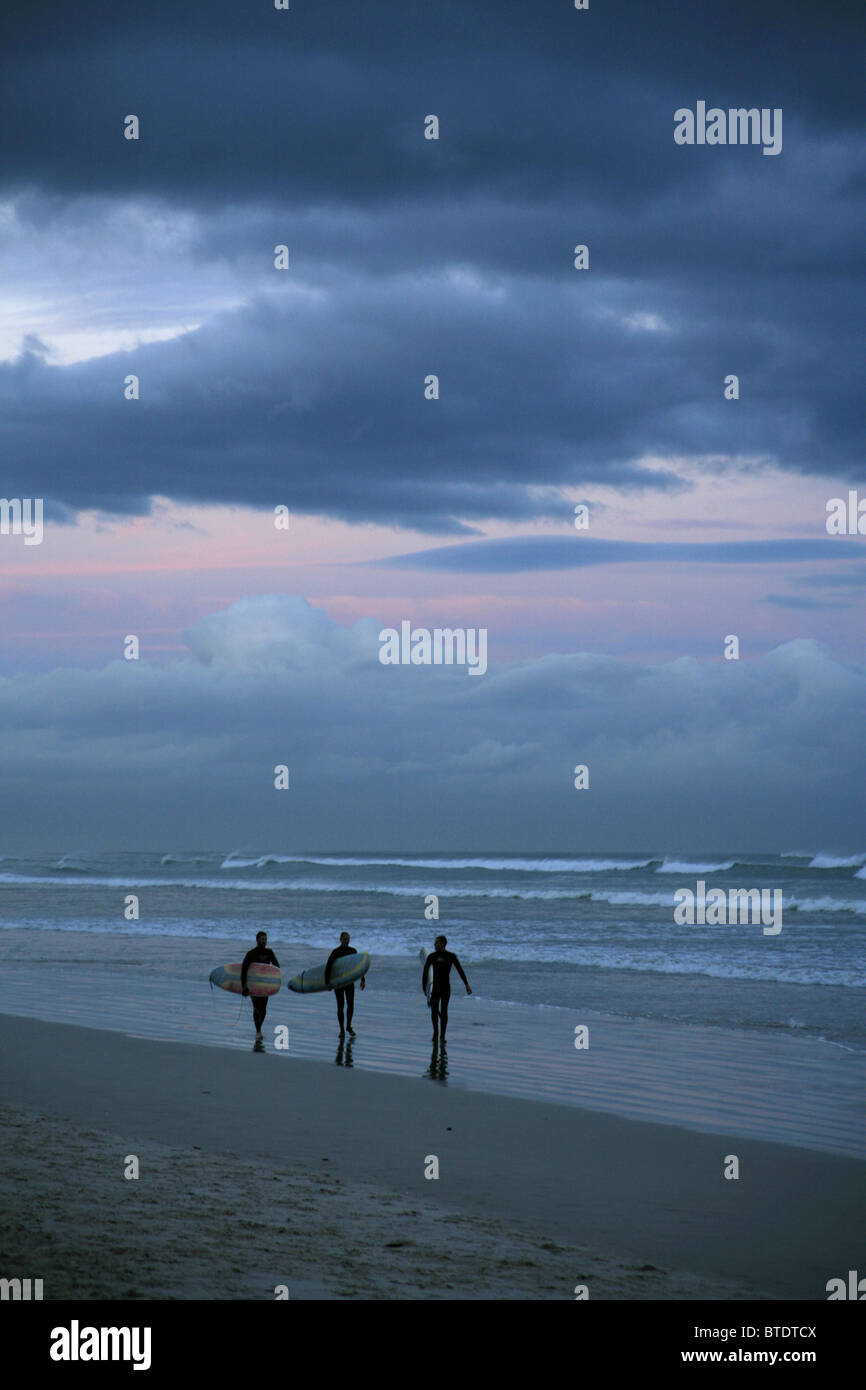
[4,1016,863,1302]
[1,967,864,1299]
[3,0,865,1323]
[0,927,863,1157]
[2,852,864,1301]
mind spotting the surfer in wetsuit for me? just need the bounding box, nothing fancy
[422,935,471,1044]
[325,931,365,1037]
[241,931,280,1041]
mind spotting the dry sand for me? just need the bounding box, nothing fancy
[0,1105,751,1301]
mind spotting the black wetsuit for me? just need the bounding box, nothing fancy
[241,944,280,1032]
[422,950,469,1040]
[325,944,358,1030]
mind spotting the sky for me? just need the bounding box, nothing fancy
[0,0,864,851]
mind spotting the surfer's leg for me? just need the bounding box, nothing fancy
[335,988,345,1032]
[430,993,440,1039]
[253,995,268,1037]
[439,989,450,1040]
[344,983,355,1032]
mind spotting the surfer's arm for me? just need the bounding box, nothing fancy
[453,955,471,991]
[267,950,280,968]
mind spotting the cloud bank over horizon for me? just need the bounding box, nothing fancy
[1,595,863,853]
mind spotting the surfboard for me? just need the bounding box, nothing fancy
[419,946,433,1002]
[209,962,282,997]
[288,951,370,994]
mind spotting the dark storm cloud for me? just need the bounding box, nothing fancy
[0,285,703,528]
[0,1,863,526]
[1,2,862,203]
[1,260,862,528]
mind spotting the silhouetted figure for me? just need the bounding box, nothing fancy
[325,931,366,1036]
[241,930,280,1041]
[422,935,471,1043]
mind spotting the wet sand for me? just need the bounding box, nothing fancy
[0,929,863,1157]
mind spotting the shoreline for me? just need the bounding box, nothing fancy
[0,929,863,1157]
[2,1013,863,1300]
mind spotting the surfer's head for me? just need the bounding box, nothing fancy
[340,931,350,945]
[256,931,267,945]
[435,935,447,949]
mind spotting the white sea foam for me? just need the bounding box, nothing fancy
[590,889,674,907]
[5,872,865,921]
[220,854,295,868]
[51,855,90,872]
[655,859,736,874]
[809,853,866,869]
[787,895,866,915]
[219,853,657,874]
[0,872,641,903]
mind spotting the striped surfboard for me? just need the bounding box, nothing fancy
[209,962,282,997]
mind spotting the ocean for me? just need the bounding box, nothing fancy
[2,848,864,1051]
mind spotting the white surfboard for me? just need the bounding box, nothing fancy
[419,946,433,1002]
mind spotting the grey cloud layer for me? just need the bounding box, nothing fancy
[0,596,863,850]
[0,2,863,527]
[375,536,866,572]
[1,262,860,530]
[2,2,863,203]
